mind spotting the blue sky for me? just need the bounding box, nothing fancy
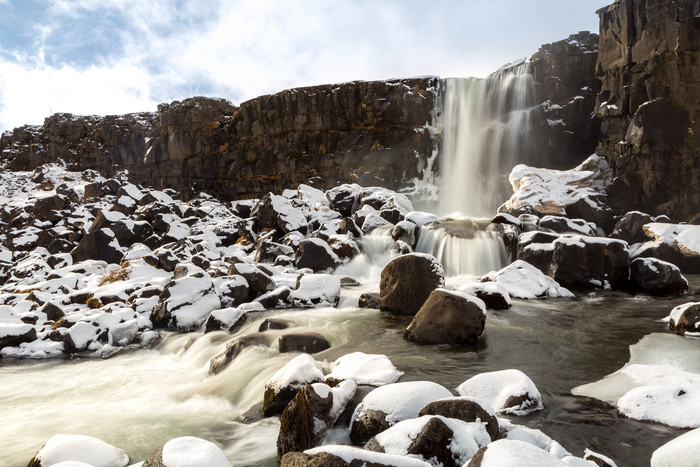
[0,0,607,133]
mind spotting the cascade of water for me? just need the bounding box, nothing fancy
[334,225,396,283]
[438,61,534,217]
[414,225,508,277]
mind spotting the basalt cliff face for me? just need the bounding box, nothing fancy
[595,0,700,221]
[1,79,439,199]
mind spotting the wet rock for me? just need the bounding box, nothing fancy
[457,282,511,310]
[391,220,417,247]
[295,238,340,272]
[258,318,290,332]
[404,289,486,345]
[379,253,445,315]
[278,332,330,354]
[630,257,688,296]
[419,398,499,441]
[668,302,700,336]
[209,334,272,375]
[359,292,380,309]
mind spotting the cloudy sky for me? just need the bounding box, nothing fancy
[0,0,606,133]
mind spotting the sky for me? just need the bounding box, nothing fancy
[0,0,607,133]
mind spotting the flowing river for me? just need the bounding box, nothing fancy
[2,275,698,466]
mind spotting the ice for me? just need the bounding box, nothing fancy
[481,260,574,299]
[573,333,700,428]
[161,436,231,467]
[457,369,543,415]
[30,434,129,467]
[352,381,452,425]
[326,352,403,386]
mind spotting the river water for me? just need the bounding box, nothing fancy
[1,276,698,467]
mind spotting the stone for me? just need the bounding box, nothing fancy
[254,239,294,264]
[668,302,700,336]
[263,354,325,417]
[258,318,290,332]
[457,282,511,310]
[209,334,272,375]
[32,194,71,223]
[549,235,629,289]
[326,185,359,217]
[419,398,499,442]
[228,262,275,295]
[295,238,340,272]
[630,257,688,296]
[252,193,308,235]
[141,436,230,467]
[457,369,543,416]
[254,286,293,309]
[26,434,129,467]
[359,292,380,309]
[404,289,486,345]
[379,253,445,315]
[0,323,37,350]
[71,228,124,264]
[280,451,347,467]
[278,332,330,354]
[611,211,655,244]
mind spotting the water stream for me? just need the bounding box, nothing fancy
[2,278,698,466]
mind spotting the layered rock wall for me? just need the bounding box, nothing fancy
[1,79,439,200]
[595,0,700,221]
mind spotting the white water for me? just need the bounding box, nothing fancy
[415,225,508,277]
[335,225,397,283]
[439,61,534,217]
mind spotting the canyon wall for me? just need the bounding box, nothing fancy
[1,79,439,200]
[595,0,700,221]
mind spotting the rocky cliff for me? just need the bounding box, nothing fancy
[595,0,700,222]
[1,79,439,200]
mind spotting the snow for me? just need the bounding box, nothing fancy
[404,211,438,226]
[352,381,452,425]
[481,260,574,299]
[208,307,246,330]
[669,302,700,335]
[266,353,324,393]
[164,273,221,331]
[119,183,144,201]
[457,369,543,415]
[476,439,569,466]
[573,333,700,428]
[1,339,64,358]
[0,322,33,338]
[32,434,129,467]
[161,436,231,467]
[372,415,491,464]
[644,223,700,255]
[458,281,512,307]
[499,419,571,459]
[651,427,700,467]
[304,445,431,467]
[504,154,611,215]
[326,352,403,386]
[291,274,341,307]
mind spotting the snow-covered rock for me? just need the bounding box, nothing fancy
[350,381,453,444]
[457,281,511,310]
[457,369,544,416]
[380,253,445,315]
[299,445,431,467]
[630,257,688,296]
[651,428,700,467]
[481,260,574,299]
[291,274,341,308]
[27,434,129,467]
[150,270,221,331]
[668,302,700,336]
[263,353,325,416]
[144,436,231,467]
[325,352,403,386]
[471,439,569,467]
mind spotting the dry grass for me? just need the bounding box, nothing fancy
[9,288,39,294]
[86,297,102,309]
[98,262,131,286]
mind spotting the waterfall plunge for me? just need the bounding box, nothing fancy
[438,61,534,218]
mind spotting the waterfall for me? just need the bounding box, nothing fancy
[415,221,509,277]
[438,60,534,217]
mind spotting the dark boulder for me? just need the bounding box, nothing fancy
[278,333,330,354]
[71,228,124,264]
[295,238,340,272]
[611,211,655,244]
[0,324,37,350]
[419,398,499,441]
[359,292,380,309]
[630,257,688,296]
[259,318,290,332]
[404,289,486,345]
[209,334,272,375]
[379,253,444,315]
[549,235,629,289]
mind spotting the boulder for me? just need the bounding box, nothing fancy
[668,302,700,336]
[539,215,597,236]
[278,332,330,354]
[258,318,290,332]
[515,231,559,273]
[33,194,72,223]
[291,274,341,307]
[630,257,688,296]
[26,434,129,467]
[548,235,629,289]
[213,275,250,308]
[391,220,417,248]
[228,262,275,295]
[0,323,37,350]
[277,381,357,459]
[325,352,403,387]
[282,446,432,467]
[263,353,325,417]
[71,228,124,264]
[420,397,499,441]
[379,253,445,315]
[404,289,486,346]
[208,334,272,375]
[457,369,543,416]
[467,439,569,467]
[364,415,491,467]
[457,282,511,310]
[150,270,221,331]
[636,223,700,273]
[63,321,108,353]
[326,185,360,217]
[611,211,655,244]
[204,307,247,334]
[350,381,452,444]
[295,238,341,272]
[254,286,293,309]
[255,239,295,264]
[651,427,700,467]
[359,292,380,309]
[481,260,574,299]
[252,193,308,235]
[142,436,230,467]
